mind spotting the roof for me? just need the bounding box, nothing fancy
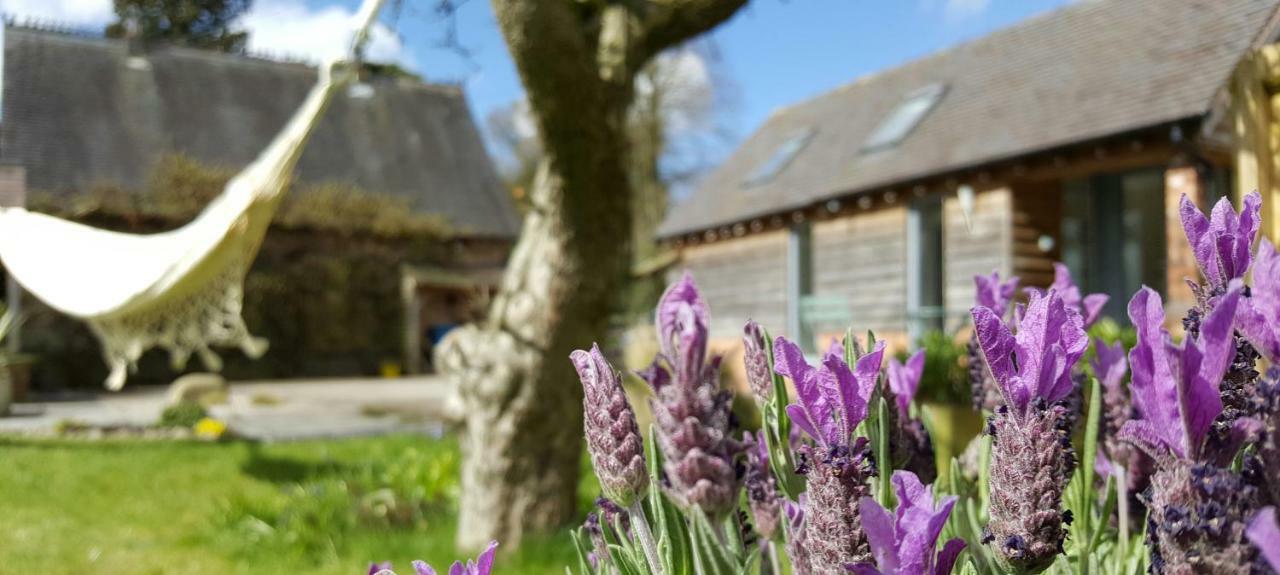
[0,25,521,238]
[661,0,1280,238]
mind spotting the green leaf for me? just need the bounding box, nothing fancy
[689,510,734,575]
[647,425,694,575]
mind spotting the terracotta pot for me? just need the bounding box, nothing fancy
[922,401,983,479]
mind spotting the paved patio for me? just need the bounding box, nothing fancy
[0,376,456,441]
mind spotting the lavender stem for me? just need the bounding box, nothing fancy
[628,499,664,575]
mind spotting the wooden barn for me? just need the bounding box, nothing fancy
[661,0,1280,358]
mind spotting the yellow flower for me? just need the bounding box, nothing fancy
[193,417,227,440]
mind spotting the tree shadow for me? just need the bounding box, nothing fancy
[239,443,351,484]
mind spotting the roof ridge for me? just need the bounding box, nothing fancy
[3,21,460,93]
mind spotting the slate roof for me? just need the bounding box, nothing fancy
[661,0,1280,238]
[0,25,520,238]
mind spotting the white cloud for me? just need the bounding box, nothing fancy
[0,0,114,27]
[241,0,413,68]
[945,0,992,20]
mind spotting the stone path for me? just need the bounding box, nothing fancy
[0,376,455,442]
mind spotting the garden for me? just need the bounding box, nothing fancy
[2,0,1279,573]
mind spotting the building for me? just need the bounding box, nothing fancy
[661,0,1280,357]
[0,22,520,386]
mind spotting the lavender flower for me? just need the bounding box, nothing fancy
[745,430,783,540]
[775,335,883,571]
[971,288,1086,573]
[975,270,1020,319]
[784,496,812,575]
[1180,191,1261,293]
[1039,263,1109,329]
[744,320,773,402]
[851,471,967,575]
[643,273,741,517]
[1247,507,1280,572]
[1092,338,1151,500]
[1237,238,1280,364]
[971,271,1021,412]
[887,350,936,483]
[1119,286,1249,463]
[1119,285,1265,573]
[368,542,499,575]
[572,344,648,507]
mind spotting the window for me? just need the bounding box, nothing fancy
[861,83,947,154]
[787,222,813,350]
[1060,168,1166,322]
[743,128,815,187]
[907,194,945,342]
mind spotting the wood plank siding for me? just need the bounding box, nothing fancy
[679,229,789,339]
[812,206,908,340]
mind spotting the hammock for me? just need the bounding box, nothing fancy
[0,0,386,390]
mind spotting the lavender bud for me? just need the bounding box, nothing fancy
[968,337,1002,413]
[1145,460,1263,574]
[745,431,782,540]
[987,402,1075,574]
[783,496,812,575]
[646,275,742,517]
[743,320,772,402]
[801,442,875,572]
[572,344,648,507]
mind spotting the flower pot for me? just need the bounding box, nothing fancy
[922,401,983,478]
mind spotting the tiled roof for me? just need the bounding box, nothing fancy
[661,0,1280,237]
[1,26,520,238]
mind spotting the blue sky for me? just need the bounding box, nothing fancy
[385,0,1076,146]
[5,0,1075,150]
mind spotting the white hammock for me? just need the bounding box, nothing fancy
[0,0,386,390]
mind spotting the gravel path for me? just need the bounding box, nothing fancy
[0,376,455,441]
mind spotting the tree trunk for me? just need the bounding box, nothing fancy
[440,114,633,550]
[440,0,747,550]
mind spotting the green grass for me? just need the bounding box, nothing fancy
[0,435,584,574]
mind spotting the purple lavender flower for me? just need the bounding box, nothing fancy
[368,562,393,575]
[887,350,936,483]
[1119,285,1265,574]
[1091,338,1152,515]
[975,270,1020,319]
[972,288,1087,415]
[1247,507,1280,571]
[776,335,882,450]
[1040,263,1109,329]
[1180,191,1261,292]
[970,271,1021,412]
[971,288,1086,573]
[644,273,741,517]
[887,350,924,418]
[850,471,967,575]
[572,343,648,507]
[368,542,499,575]
[743,320,773,402]
[775,335,882,571]
[1119,286,1246,462]
[1238,238,1280,364]
[745,430,783,540]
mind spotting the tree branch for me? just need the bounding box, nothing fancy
[634,0,747,66]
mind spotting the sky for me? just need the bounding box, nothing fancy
[0,0,1077,159]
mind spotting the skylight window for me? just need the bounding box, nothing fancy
[743,127,815,188]
[861,83,947,154]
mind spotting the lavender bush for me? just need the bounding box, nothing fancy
[559,192,1280,575]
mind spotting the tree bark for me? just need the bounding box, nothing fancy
[439,0,747,550]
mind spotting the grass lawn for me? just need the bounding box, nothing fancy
[0,434,584,574]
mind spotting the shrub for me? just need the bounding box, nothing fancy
[157,401,208,428]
